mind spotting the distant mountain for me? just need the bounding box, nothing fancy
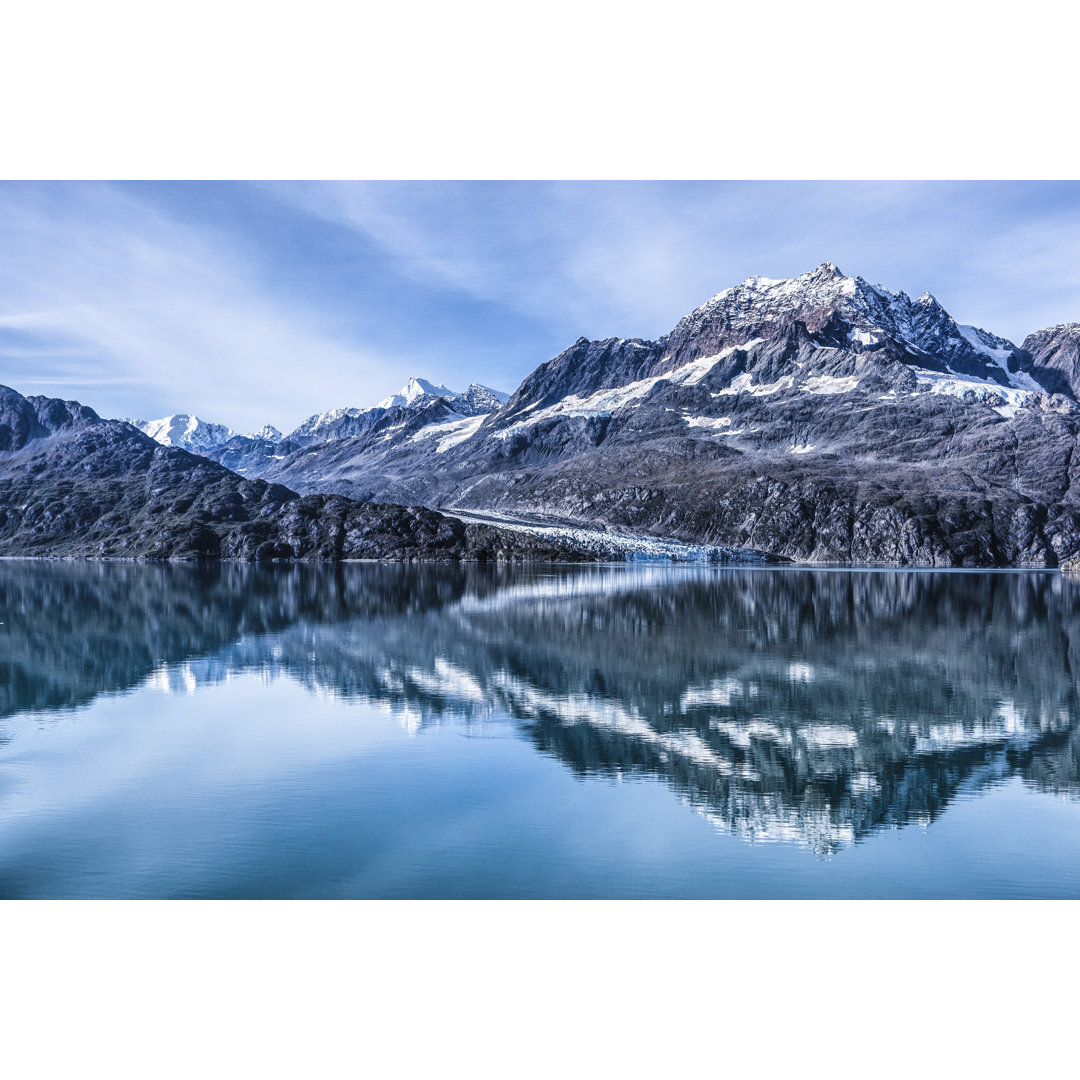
[128,414,285,454]
[128,413,234,453]
[0,385,588,562]
[204,377,511,475]
[237,263,1080,567]
[374,376,455,409]
[289,377,509,445]
[245,424,283,442]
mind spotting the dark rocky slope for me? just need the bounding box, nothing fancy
[0,386,595,562]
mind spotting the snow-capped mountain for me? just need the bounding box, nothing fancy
[128,414,235,453]
[285,378,509,447]
[661,262,1034,385]
[128,415,284,454]
[195,377,511,476]
[236,262,1080,567]
[244,424,283,443]
[448,383,511,413]
[374,377,455,410]
[88,264,1080,566]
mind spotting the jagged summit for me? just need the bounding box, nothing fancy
[285,376,511,447]
[662,262,1031,386]
[243,424,283,443]
[454,383,511,413]
[373,377,510,413]
[1022,323,1080,399]
[374,377,456,410]
[502,263,1051,416]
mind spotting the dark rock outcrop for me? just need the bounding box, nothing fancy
[1022,324,1080,400]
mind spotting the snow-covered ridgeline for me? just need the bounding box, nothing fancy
[491,351,1044,444]
[292,378,510,441]
[675,263,1025,378]
[128,414,235,452]
[407,414,487,453]
[493,341,763,439]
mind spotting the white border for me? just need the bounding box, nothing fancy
[2,3,1078,1075]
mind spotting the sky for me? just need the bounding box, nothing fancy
[2,180,1080,433]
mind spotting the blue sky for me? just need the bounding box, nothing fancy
[2,180,1080,433]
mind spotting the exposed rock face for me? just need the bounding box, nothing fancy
[1022,324,1080,399]
[0,386,595,562]
[233,264,1080,567]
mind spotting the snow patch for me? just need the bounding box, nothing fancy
[802,374,859,395]
[715,371,794,397]
[491,341,762,439]
[408,413,487,452]
[684,415,733,429]
[912,367,1035,418]
[957,325,1044,393]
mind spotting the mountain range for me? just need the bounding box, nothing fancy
[7,262,1080,565]
[0,384,594,562]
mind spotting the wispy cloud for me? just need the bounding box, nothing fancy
[4,182,1080,432]
[269,181,1080,346]
[0,182,397,430]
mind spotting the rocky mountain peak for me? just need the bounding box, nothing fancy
[660,263,1033,387]
[243,424,283,443]
[374,377,455,410]
[1,385,100,451]
[451,383,511,414]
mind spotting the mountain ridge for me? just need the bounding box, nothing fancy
[228,262,1080,566]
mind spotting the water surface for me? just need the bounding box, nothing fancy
[2,560,1079,898]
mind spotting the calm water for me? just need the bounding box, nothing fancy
[2,559,1079,898]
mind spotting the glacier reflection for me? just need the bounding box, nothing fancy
[2,560,1079,853]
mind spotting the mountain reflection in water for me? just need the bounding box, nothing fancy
[2,560,1079,858]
